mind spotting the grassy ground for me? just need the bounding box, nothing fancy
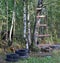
[14,50,60,63]
[0,50,60,63]
[1,53,60,63]
[15,56,60,63]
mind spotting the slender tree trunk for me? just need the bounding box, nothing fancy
[23,1,27,38]
[13,0,16,35]
[23,1,29,49]
[9,0,16,41]
[27,5,31,45]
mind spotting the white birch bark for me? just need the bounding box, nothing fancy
[23,2,26,38]
[9,0,16,41]
[13,0,16,35]
[23,1,29,49]
[9,11,14,41]
[27,5,31,45]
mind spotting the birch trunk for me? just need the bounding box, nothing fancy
[9,11,14,41]
[9,0,16,41]
[23,2,27,38]
[23,1,29,49]
[27,5,31,45]
[34,18,40,46]
[13,0,16,35]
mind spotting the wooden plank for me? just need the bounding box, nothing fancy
[38,34,50,37]
[37,15,46,18]
[36,8,42,10]
[38,44,51,47]
[39,24,47,26]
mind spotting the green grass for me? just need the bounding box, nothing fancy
[14,55,60,63]
[5,50,60,63]
[0,50,60,63]
[0,47,60,63]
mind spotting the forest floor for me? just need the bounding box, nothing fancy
[0,49,60,63]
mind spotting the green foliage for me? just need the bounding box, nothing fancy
[0,0,60,44]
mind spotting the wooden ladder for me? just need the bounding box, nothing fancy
[34,0,50,46]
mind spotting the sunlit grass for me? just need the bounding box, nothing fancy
[15,55,60,63]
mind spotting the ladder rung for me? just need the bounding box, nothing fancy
[39,24,47,27]
[37,15,46,18]
[36,8,42,10]
[38,44,51,47]
[38,34,50,37]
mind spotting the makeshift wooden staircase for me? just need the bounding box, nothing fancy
[34,0,50,47]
